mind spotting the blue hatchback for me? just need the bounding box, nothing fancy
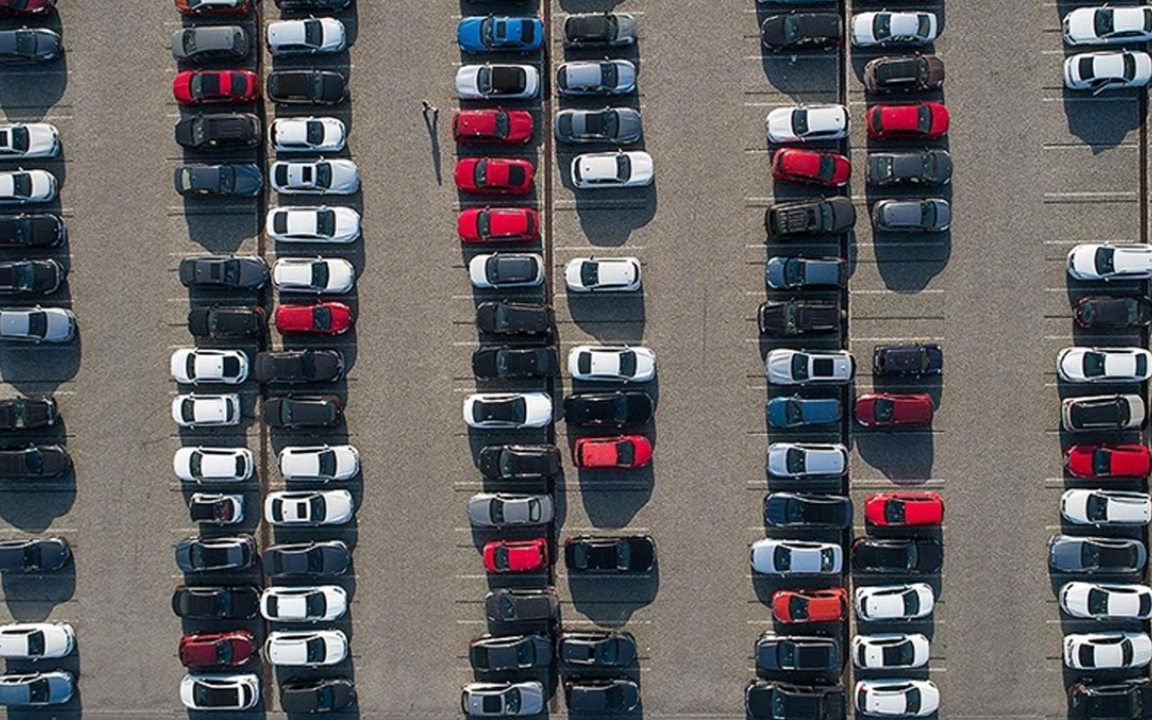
[458,16,544,53]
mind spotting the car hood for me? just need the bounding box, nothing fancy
[456,17,483,47]
[765,108,795,141]
[1065,9,1099,42]
[456,65,481,94]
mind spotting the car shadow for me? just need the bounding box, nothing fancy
[852,427,936,483]
[566,565,658,627]
[0,12,65,122]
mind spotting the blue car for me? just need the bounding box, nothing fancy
[766,396,841,429]
[458,16,544,53]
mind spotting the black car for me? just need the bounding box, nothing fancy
[263,540,351,576]
[187,305,265,338]
[873,344,943,376]
[872,198,950,233]
[174,164,263,197]
[760,13,841,52]
[267,70,348,105]
[759,300,842,336]
[852,537,943,574]
[745,680,846,720]
[563,12,636,47]
[475,301,554,337]
[564,535,655,573]
[1069,679,1152,719]
[478,444,561,480]
[0,537,69,572]
[756,633,841,675]
[275,0,351,9]
[280,678,356,714]
[564,391,654,428]
[0,259,62,295]
[863,54,945,94]
[175,535,257,573]
[469,634,553,672]
[564,678,639,715]
[0,27,61,62]
[171,25,248,63]
[265,395,342,428]
[0,444,69,478]
[1075,296,1152,330]
[558,631,637,667]
[0,213,65,248]
[0,397,56,431]
[867,150,952,187]
[255,349,344,383]
[174,113,261,150]
[171,584,260,619]
[179,255,268,290]
[485,588,560,624]
[764,492,853,528]
[765,197,856,240]
[472,346,558,380]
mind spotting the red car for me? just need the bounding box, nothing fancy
[0,0,55,14]
[855,392,933,427]
[173,70,260,106]
[1065,444,1152,479]
[771,588,848,624]
[483,538,549,573]
[864,492,945,527]
[866,102,949,140]
[573,435,653,469]
[178,630,256,668]
[452,109,534,145]
[771,148,851,188]
[275,302,354,336]
[455,158,534,196]
[174,0,250,15]
[458,207,539,244]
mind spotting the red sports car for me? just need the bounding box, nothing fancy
[855,392,934,427]
[455,158,534,196]
[275,302,354,335]
[178,630,256,668]
[483,538,549,573]
[452,109,534,145]
[864,492,945,527]
[771,588,848,624]
[0,0,55,14]
[771,148,851,187]
[866,102,949,140]
[1065,444,1152,479]
[458,207,539,244]
[173,70,260,106]
[174,0,250,15]
[573,435,653,469]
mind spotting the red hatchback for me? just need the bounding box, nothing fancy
[864,492,944,527]
[771,148,851,188]
[573,435,653,469]
[455,158,534,196]
[771,588,848,624]
[855,392,933,427]
[866,102,949,140]
[1065,444,1152,479]
[0,0,55,14]
[483,538,549,573]
[174,0,250,15]
[458,207,539,244]
[173,70,260,106]
[452,109,534,145]
[275,302,354,336]
[178,630,256,668]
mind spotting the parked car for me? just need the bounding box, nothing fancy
[764,492,852,527]
[0,259,60,296]
[175,164,263,197]
[1075,295,1152,329]
[453,109,534,144]
[264,629,347,666]
[455,157,534,195]
[1062,394,1145,431]
[267,18,346,55]
[864,492,944,527]
[1049,534,1147,574]
[0,0,56,15]
[173,447,254,483]
[260,585,348,622]
[171,585,260,620]
[854,679,939,717]
[853,634,930,670]
[564,391,654,428]
[556,60,636,96]
[1065,443,1151,478]
[272,257,355,294]
[275,302,354,335]
[760,13,841,52]
[458,15,544,52]
[180,674,258,711]
[766,104,848,144]
[267,206,361,243]
[0,670,73,706]
[868,150,953,186]
[469,253,544,289]
[564,535,656,573]
[766,349,855,385]
[0,169,55,204]
[1068,243,1152,280]
[568,345,655,382]
[0,28,60,62]
[855,393,934,427]
[0,537,68,571]
[265,395,343,428]
[171,25,248,63]
[175,535,257,573]
[766,396,841,428]
[766,442,848,477]
[873,344,943,376]
[554,107,643,144]
[0,123,58,158]
[187,305,264,339]
[564,678,640,714]
[771,148,850,187]
[188,493,244,525]
[476,301,553,336]
[456,64,540,100]
[266,69,347,105]
[871,198,951,232]
[1058,347,1152,383]
[756,633,841,675]
[1061,489,1152,526]
[485,588,559,624]
[1060,582,1152,620]
[867,102,949,140]
[1064,6,1152,45]
[270,159,359,195]
[1069,680,1152,719]
[178,255,267,289]
[0,213,65,248]
[264,540,351,576]
[478,444,560,480]
[771,588,848,624]
[852,537,943,574]
[469,635,552,672]
[765,256,847,289]
[750,539,842,575]
[175,0,250,16]
[0,445,68,479]
[745,681,846,720]
[459,207,538,244]
[558,631,637,667]
[173,70,260,105]
[174,113,261,150]
[472,346,557,380]
[758,300,841,336]
[0,396,56,431]
[851,11,938,47]
[1065,632,1152,670]
[279,445,360,481]
[564,12,636,47]
[483,538,549,573]
[1065,51,1152,91]
[464,392,552,429]
[467,493,554,527]
[766,197,856,239]
[565,256,642,291]
[268,117,346,153]
[863,54,945,93]
[255,349,343,384]
[280,678,355,714]
[171,394,241,428]
[573,435,652,470]
[461,682,545,717]
[265,490,354,526]
[855,583,934,621]
[178,630,255,668]
[571,151,653,188]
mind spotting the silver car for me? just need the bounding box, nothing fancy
[461,682,545,717]
[467,493,554,527]
[556,60,636,96]
[270,159,360,195]
[0,306,74,343]
[0,123,59,159]
[1048,533,1147,574]
[0,670,74,706]
[554,108,643,144]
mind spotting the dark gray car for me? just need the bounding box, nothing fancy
[172,25,249,63]
[267,70,348,105]
[263,540,351,576]
[756,633,841,674]
[175,535,257,573]
[0,537,69,572]
[765,256,847,289]
[174,164,263,197]
[469,634,553,672]
[867,150,952,186]
[484,588,559,624]
[558,631,637,667]
[0,259,62,295]
[1049,534,1147,574]
[0,28,61,62]
[564,678,640,715]
[872,198,951,232]
[554,107,642,144]
[179,255,268,289]
[563,13,637,47]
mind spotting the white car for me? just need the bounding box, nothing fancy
[0,170,56,204]
[456,64,541,100]
[1065,51,1152,92]
[766,349,855,385]
[851,11,938,47]
[1061,489,1152,526]
[1060,582,1152,619]
[264,630,347,666]
[467,493,555,527]
[1067,243,1152,280]
[468,253,545,289]
[272,257,356,294]
[0,623,74,659]
[171,394,241,428]
[750,539,842,575]
[180,674,259,711]
[260,585,348,622]
[464,392,552,429]
[0,123,59,159]
[1057,347,1152,383]
[567,345,656,382]
[267,18,346,55]
[852,634,930,670]
[855,680,940,718]
[1064,6,1152,45]
[571,151,653,188]
[279,444,360,481]
[766,442,848,478]
[564,257,641,292]
[174,447,254,483]
[266,206,361,244]
[265,490,354,526]
[462,682,546,717]
[269,117,346,153]
[0,306,75,343]
[855,583,934,622]
[270,159,360,195]
[170,349,250,385]
[765,105,848,144]
[1064,632,1152,669]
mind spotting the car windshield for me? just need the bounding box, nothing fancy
[304,19,323,47]
[26,311,45,339]
[25,631,42,657]
[311,262,330,288]
[480,17,495,46]
[194,683,235,708]
[916,14,931,37]
[777,641,794,666]
[306,637,326,662]
[216,639,234,664]
[790,353,809,380]
[1083,541,1100,568]
[477,66,492,92]
[10,263,33,291]
[616,441,635,466]
[618,351,637,377]
[1087,587,1110,615]
[1093,449,1114,477]
[489,498,505,524]
[921,201,937,226]
[494,546,509,570]
[1096,246,1116,274]
[3,127,26,153]
[474,160,487,186]
[820,547,836,570]
[601,62,618,87]
[616,541,631,568]
[476,211,491,237]
[789,594,809,619]
[505,688,521,714]
[885,499,906,524]
[183,31,198,54]
[791,108,809,136]
[10,173,30,199]
[906,688,922,714]
[916,106,932,133]
[817,155,837,182]
[1123,52,1138,80]
[1082,352,1106,378]
[493,111,510,138]
[305,592,326,616]
[305,121,325,146]
[314,306,332,330]
[516,639,536,664]
[1086,493,1110,522]
[615,154,631,181]
[1096,9,1115,36]
[902,590,920,615]
[784,259,805,286]
[316,450,336,477]
[773,546,791,571]
[314,209,336,237]
[782,16,800,43]
[785,499,807,523]
[874,156,894,180]
[784,400,803,423]
[875,13,891,39]
[921,152,936,178]
[785,448,806,474]
[580,261,598,287]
